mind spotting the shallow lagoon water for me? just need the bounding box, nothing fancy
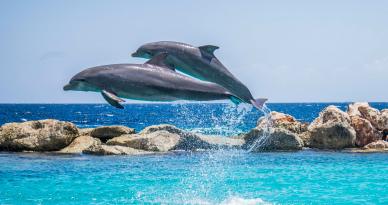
[0,103,388,204]
[1,151,387,204]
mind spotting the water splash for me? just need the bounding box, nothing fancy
[174,150,248,204]
[173,101,253,136]
[248,104,272,152]
[208,103,253,136]
[169,102,260,203]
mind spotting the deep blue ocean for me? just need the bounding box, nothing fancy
[1,103,388,204]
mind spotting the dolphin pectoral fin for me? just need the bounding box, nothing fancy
[250,98,268,109]
[101,90,125,109]
[198,45,219,55]
[229,96,243,105]
[144,52,175,71]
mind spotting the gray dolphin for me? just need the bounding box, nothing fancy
[63,53,239,109]
[131,41,267,109]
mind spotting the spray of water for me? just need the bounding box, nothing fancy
[247,104,272,152]
[169,102,273,203]
[212,103,253,136]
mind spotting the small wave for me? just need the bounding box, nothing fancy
[220,197,271,205]
[149,196,271,205]
[20,118,27,122]
[160,197,271,205]
[106,114,114,117]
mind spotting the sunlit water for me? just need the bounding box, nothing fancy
[1,151,387,204]
[0,103,388,204]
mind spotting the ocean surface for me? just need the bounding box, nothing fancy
[1,103,388,204]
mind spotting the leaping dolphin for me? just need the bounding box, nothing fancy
[63,53,240,109]
[131,41,267,109]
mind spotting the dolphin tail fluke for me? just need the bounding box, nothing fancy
[250,98,268,109]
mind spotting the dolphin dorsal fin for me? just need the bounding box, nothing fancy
[144,52,175,71]
[198,45,219,56]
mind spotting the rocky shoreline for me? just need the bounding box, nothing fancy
[0,102,387,155]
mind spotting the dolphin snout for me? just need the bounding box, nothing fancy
[63,83,73,91]
[131,52,139,57]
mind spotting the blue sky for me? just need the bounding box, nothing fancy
[0,0,387,103]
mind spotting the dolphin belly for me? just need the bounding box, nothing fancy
[114,84,230,102]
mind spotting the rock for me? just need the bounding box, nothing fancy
[347,102,369,117]
[364,140,388,150]
[78,128,94,136]
[198,135,244,149]
[139,124,183,135]
[58,135,101,154]
[90,126,135,142]
[308,106,356,149]
[107,129,240,151]
[139,125,213,151]
[83,144,152,155]
[107,132,180,152]
[344,140,388,153]
[382,129,388,141]
[350,116,381,147]
[357,104,383,130]
[379,109,388,131]
[308,123,356,149]
[312,105,351,125]
[256,111,307,134]
[243,127,303,151]
[299,132,312,147]
[0,119,78,151]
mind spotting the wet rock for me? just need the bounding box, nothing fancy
[139,125,214,151]
[90,126,135,142]
[364,140,388,150]
[108,126,241,151]
[350,116,381,147]
[308,106,356,149]
[0,119,78,151]
[139,124,183,135]
[256,111,307,134]
[197,135,244,149]
[348,140,388,153]
[107,132,180,152]
[243,127,303,151]
[83,144,152,155]
[58,135,101,154]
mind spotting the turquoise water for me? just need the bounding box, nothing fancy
[1,150,387,204]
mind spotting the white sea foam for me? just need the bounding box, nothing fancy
[220,197,271,205]
[155,196,271,205]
